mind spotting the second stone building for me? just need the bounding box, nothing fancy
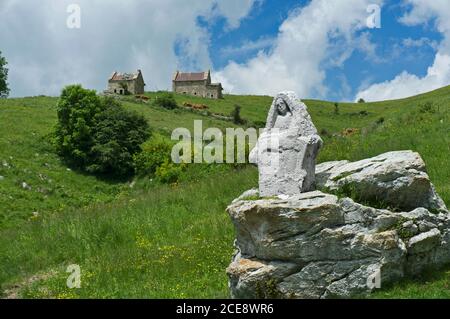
[172,70,223,99]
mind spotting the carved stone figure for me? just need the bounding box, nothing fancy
[250,92,323,197]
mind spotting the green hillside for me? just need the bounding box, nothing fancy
[0,86,449,298]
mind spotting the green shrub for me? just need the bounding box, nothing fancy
[54,85,150,177]
[334,102,340,115]
[87,98,150,176]
[134,135,173,176]
[154,92,178,110]
[54,85,104,168]
[155,161,185,184]
[320,128,331,138]
[231,105,246,125]
[419,101,436,114]
[376,117,385,125]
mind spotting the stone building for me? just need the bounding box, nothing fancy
[172,70,223,99]
[107,70,145,95]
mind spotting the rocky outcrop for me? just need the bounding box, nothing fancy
[227,151,449,299]
[316,151,447,213]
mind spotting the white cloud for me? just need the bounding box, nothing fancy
[214,0,261,29]
[220,37,275,59]
[356,0,450,101]
[402,37,439,50]
[326,32,383,68]
[215,0,383,97]
[0,0,257,97]
[356,53,450,101]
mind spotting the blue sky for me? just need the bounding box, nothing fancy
[207,0,445,101]
[1,0,450,101]
[207,0,305,68]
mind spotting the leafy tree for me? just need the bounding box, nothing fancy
[0,51,9,98]
[88,98,150,176]
[358,98,366,103]
[153,92,177,109]
[54,85,103,167]
[54,85,150,177]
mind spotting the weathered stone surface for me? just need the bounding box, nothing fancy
[407,228,441,254]
[227,254,300,299]
[232,188,259,204]
[316,151,448,213]
[249,92,322,197]
[227,189,450,299]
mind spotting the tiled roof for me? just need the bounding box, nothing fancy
[174,71,208,82]
[109,70,141,81]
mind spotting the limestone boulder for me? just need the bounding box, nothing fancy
[316,151,447,213]
[227,190,450,299]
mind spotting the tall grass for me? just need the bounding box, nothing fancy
[0,167,257,298]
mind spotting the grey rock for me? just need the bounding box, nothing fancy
[408,228,441,254]
[401,221,419,237]
[21,182,31,190]
[433,230,450,266]
[227,253,300,299]
[228,191,344,261]
[227,189,450,299]
[250,92,323,197]
[316,151,448,213]
[417,221,437,233]
[232,189,259,204]
[315,160,349,186]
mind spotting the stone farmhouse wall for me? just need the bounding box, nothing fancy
[173,81,222,99]
[107,70,145,95]
[172,71,223,99]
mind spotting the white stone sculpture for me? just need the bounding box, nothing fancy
[249,92,322,197]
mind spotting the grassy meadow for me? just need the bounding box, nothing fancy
[0,86,449,298]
